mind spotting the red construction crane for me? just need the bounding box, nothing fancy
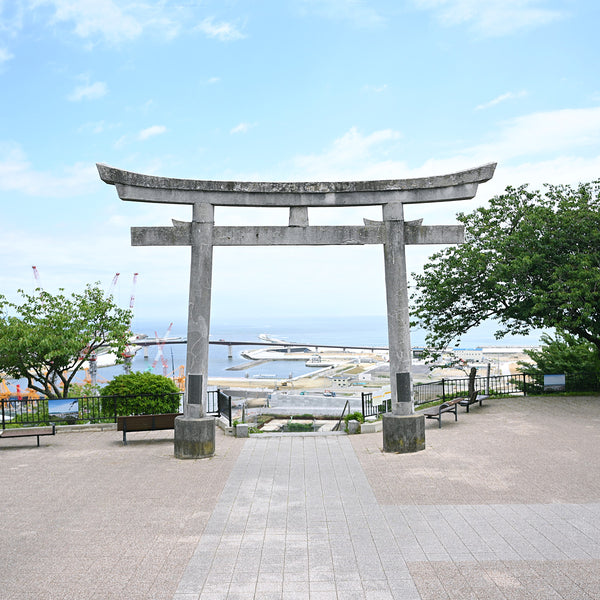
[152,322,173,376]
[129,272,138,310]
[108,272,120,296]
[32,266,42,289]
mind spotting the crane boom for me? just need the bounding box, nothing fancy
[129,272,138,310]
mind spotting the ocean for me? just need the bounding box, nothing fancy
[118,315,546,383]
[6,315,548,389]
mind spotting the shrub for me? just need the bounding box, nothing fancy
[344,411,364,424]
[287,421,314,432]
[100,371,181,416]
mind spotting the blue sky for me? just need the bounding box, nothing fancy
[1,0,599,330]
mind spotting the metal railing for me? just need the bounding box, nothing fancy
[413,374,528,407]
[1,391,236,429]
[206,389,232,427]
[361,391,392,418]
[333,400,351,432]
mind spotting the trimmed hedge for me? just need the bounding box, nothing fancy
[100,371,181,416]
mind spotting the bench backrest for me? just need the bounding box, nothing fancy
[116,413,182,432]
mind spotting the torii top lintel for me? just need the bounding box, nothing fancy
[97,163,496,208]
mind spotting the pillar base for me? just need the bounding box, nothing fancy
[382,413,425,453]
[174,416,215,459]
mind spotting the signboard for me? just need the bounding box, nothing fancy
[48,399,79,416]
[543,374,566,392]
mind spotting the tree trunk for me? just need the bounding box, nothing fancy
[468,366,477,400]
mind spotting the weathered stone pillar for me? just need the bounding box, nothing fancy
[382,201,425,453]
[174,202,216,459]
[97,161,496,459]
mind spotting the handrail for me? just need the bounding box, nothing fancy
[333,400,351,432]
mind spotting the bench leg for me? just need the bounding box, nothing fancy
[37,435,40,447]
[122,428,127,445]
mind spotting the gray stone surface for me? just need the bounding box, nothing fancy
[98,162,496,443]
[235,423,250,438]
[2,396,599,599]
[174,415,216,459]
[382,413,426,453]
[97,162,497,203]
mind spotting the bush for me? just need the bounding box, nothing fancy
[287,421,314,432]
[344,411,364,424]
[100,371,181,416]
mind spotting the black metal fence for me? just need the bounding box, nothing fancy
[361,391,392,419]
[413,373,529,407]
[1,390,233,429]
[206,389,232,426]
[413,371,600,406]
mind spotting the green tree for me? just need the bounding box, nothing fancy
[0,284,132,398]
[100,371,181,416]
[518,331,600,382]
[410,181,600,358]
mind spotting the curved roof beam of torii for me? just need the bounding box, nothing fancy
[97,162,496,207]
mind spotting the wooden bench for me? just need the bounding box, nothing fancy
[418,399,459,428]
[117,413,182,445]
[0,425,56,447]
[459,391,485,412]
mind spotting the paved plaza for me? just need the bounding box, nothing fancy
[1,395,599,599]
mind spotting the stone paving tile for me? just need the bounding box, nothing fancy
[0,427,245,600]
[3,396,600,599]
[173,436,420,599]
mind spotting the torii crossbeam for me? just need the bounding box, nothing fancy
[98,162,496,457]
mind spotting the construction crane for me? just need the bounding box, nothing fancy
[152,322,173,377]
[108,272,120,297]
[129,272,138,310]
[0,379,11,400]
[32,265,42,289]
[122,273,139,373]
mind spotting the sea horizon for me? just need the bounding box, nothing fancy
[4,315,549,390]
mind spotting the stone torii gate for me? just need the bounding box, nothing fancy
[98,162,496,458]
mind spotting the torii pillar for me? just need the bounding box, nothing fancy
[98,162,496,457]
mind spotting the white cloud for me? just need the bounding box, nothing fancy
[23,0,192,46]
[138,125,167,140]
[0,47,14,64]
[68,80,107,101]
[475,90,528,110]
[289,127,403,180]
[0,143,98,196]
[470,106,600,162]
[413,0,565,37]
[32,0,144,43]
[196,17,245,41]
[230,122,256,135]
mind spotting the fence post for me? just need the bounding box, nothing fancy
[442,379,446,402]
[361,392,366,418]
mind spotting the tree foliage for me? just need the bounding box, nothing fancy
[410,181,600,357]
[518,331,600,379]
[100,371,181,416]
[0,284,132,398]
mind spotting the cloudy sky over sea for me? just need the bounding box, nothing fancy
[1,1,599,328]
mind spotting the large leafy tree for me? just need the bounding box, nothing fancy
[410,181,600,357]
[0,284,132,398]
